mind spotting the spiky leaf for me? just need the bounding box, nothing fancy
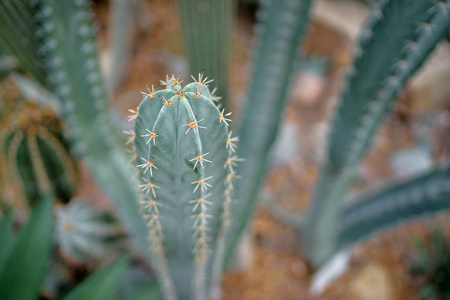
[0,195,52,300]
[63,254,130,300]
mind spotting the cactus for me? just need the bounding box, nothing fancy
[0,84,77,210]
[337,163,450,249]
[304,0,450,266]
[177,0,233,109]
[55,200,125,263]
[0,197,130,300]
[225,0,313,263]
[0,0,46,84]
[130,74,239,300]
[25,0,153,264]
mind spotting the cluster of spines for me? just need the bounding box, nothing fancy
[186,73,221,263]
[128,87,165,256]
[126,86,177,299]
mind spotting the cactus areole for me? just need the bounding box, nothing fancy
[129,74,240,300]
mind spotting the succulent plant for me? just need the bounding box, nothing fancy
[305,0,450,266]
[177,0,233,109]
[226,0,313,263]
[0,83,77,210]
[129,74,239,300]
[55,199,125,263]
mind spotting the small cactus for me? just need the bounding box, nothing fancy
[55,200,125,263]
[129,74,240,300]
[0,84,77,210]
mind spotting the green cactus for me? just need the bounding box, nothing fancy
[305,0,450,266]
[337,163,450,249]
[177,0,233,109]
[130,74,239,300]
[0,0,46,84]
[28,0,152,265]
[55,199,125,263]
[0,85,77,209]
[225,0,313,263]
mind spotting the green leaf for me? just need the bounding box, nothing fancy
[0,195,53,300]
[0,212,13,268]
[63,254,130,300]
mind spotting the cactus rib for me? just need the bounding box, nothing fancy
[132,75,239,300]
[338,163,450,249]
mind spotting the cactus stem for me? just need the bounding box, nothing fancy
[373,8,384,20]
[219,109,232,126]
[182,118,206,135]
[137,157,157,176]
[418,22,432,34]
[141,129,158,146]
[139,178,160,198]
[127,108,138,122]
[437,1,449,13]
[191,176,213,193]
[189,152,212,170]
[140,84,155,98]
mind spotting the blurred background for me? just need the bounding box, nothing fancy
[1,0,450,299]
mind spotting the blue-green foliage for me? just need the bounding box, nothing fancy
[305,0,450,266]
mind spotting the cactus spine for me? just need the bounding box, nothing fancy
[131,74,239,300]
